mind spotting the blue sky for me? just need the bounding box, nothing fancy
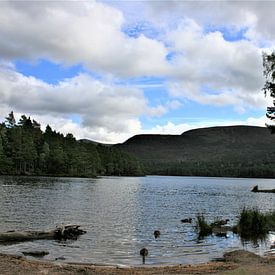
[0,0,273,143]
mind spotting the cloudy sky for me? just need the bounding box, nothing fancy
[0,0,274,143]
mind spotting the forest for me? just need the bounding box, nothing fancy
[0,112,144,177]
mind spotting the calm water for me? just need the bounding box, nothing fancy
[0,175,274,266]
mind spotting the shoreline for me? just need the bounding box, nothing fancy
[0,250,274,274]
[2,173,275,180]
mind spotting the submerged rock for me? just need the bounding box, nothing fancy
[22,251,49,258]
[181,218,192,223]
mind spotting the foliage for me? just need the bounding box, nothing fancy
[195,209,275,243]
[117,126,275,178]
[0,112,144,177]
[196,214,213,237]
[263,51,275,97]
[263,51,275,133]
[235,208,275,241]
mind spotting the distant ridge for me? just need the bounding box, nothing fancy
[115,125,275,178]
[79,139,113,147]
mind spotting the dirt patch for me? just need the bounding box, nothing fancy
[223,250,263,263]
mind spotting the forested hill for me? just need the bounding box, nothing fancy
[116,126,275,178]
[0,112,144,177]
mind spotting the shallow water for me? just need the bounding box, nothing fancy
[0,175,274,265]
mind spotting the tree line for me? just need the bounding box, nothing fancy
[144,160,275,178]
[0,112,144,177]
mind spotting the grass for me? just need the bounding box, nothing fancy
[196,208,275,241]
[233,208,275,242]
[237,208,269,236]
[196,214,213,237]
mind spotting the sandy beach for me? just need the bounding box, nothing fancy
[0,250,274,275]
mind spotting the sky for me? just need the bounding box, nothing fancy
[0,0,274,143]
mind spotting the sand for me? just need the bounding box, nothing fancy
[0,250,274,275]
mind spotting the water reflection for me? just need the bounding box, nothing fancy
[0,175,274,265]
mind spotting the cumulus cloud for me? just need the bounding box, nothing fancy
[164,19,268,110]
[0,1,169,77]
[0,64,165,143]
[143,0,275,43]
[141,115,268,136]
[0,1,273,142]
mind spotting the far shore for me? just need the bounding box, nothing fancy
[0,250,274,274]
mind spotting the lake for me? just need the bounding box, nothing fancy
[0,175,274,266]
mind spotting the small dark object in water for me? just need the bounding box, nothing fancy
[154,230,160,239]
[251,185,275,193]
[54,224,87,240]
[215,232,228,238]
[181,218,192,223]
[252,185,259,192]
[211,219,229,227]
[22,251,49,257]
[140,248,148,264]
[271,243,275,249]
[55,256,66,261]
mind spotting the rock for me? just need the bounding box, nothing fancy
[224,250,262,263]
[181,218,192,223]
[211,219,229,227]
[215,232,228,238]
[22,251,49,257]
[55,256,66,261]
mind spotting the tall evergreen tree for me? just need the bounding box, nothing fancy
[263,51,275,132]
[0,112,144,177]
[5,111,16,128]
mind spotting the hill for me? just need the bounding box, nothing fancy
[115,126,275,178]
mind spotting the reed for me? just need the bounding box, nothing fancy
[196,214,212,237]
[236,208,275,240]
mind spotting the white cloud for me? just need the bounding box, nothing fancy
[141,115,268,136]
[143,1,275,44]
[34,114,142,144]
[164,19,268,110]
[0,64,156,143]
[0,1,169,77]
[0,1,273,143]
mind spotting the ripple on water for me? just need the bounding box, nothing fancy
[0,175,274,265]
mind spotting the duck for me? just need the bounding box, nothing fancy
[154,230,160,239]
[140,248,148,264]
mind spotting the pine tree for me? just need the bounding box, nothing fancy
[263,51,275,132]
[5,111,16,128]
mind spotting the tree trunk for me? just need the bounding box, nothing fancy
[0,225,86,243]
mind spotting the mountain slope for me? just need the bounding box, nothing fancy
[116,126,275,177]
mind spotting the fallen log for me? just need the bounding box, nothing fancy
[251,185,275,193]
[0,224,86,243]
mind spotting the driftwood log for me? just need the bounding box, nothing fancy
[251,185,275,193]
[0,224,86,243]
